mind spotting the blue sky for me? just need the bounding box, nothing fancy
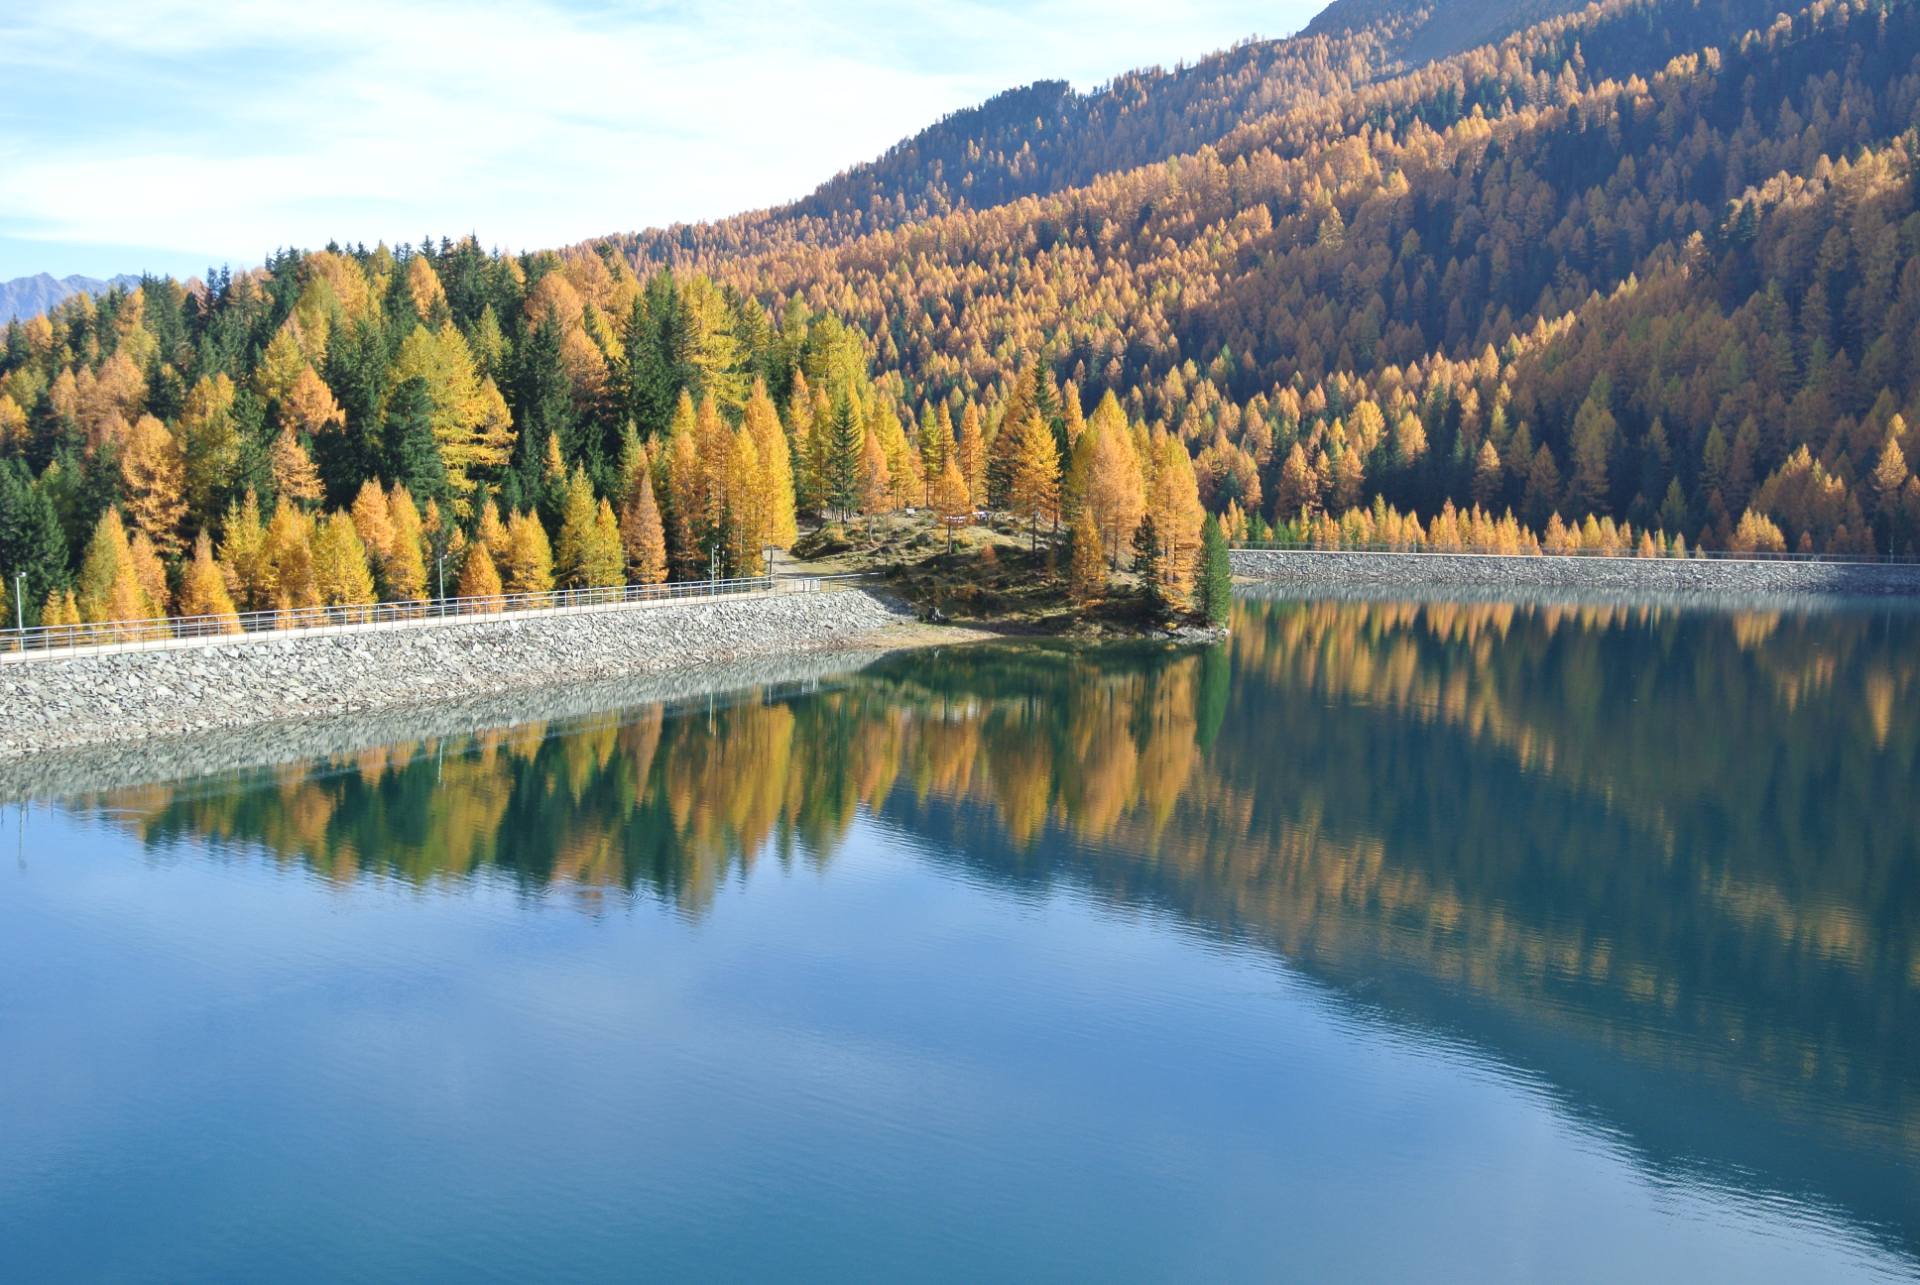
[0,0,1320,282]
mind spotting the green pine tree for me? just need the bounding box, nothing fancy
[0,464,70,624]
[827,394,863,520]
[318,317,388,507]
[513,315,576,498]
[623,273,687,438]
[1197,514,1232,628]
[1132,510,1162,608]
[381,376,447,505]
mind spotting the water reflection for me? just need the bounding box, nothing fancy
[54,594,1920,1261]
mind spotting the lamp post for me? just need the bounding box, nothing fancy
[14,571,22,634]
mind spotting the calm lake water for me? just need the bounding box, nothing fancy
[2,592,1917,1282]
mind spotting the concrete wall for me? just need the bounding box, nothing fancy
[1230,549,1920,597]
[0,588,909,759]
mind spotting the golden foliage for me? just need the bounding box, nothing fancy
[120,414,187,559]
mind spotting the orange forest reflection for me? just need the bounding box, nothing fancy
[72,595,1920,1243]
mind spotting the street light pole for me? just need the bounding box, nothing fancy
[14,571,22,634]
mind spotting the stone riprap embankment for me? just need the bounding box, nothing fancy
[0,588,909,759]
[1230,549,1920,597]
[0,644,900,801]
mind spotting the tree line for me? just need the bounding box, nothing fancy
[0,251,1233,628]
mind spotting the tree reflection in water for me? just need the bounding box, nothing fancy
[65,594,1920,1257]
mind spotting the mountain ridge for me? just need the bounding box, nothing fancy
[0,272,143,324]
[614,0,1585,261]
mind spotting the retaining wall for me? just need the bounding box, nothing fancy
[0,645,901,801]
[1229,549,1920,597]
[0,587,909,759]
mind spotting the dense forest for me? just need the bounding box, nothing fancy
[3,0,1919,627]
[616,0,1920,551]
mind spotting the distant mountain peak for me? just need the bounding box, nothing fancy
[0,271,143,324]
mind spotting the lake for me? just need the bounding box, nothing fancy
[2,591,1916,1282]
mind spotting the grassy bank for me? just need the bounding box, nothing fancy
[785,512,1217,639]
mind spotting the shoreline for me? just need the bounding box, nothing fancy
[0,590,975,767]
[1230,547,1920,598]
[0,624,989,803]
[17,547,1900,778]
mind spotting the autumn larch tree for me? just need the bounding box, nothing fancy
[41,588,81,630]
[504,509,555,595]
[1871,431,1910,553]
[262,503,319,613]
[857,424,893,538]
[312,511,377,613]
[382,484,429,602]
[176,530,241,632]
[120,414,187,559]
[75,508,155,630]
[218,491,272,613]
[457,540,505,611]
[787,370,825,516]
[1470,440,1503,511]
[957,403,987,512]
[129,531,169,618]
[665,405,705,579]
[622,461,669,585]
[1085,409,1145,567]
[1068,506,1105,605]
[588,499,625,588]
[349,480,397,596]
[555,467,601,589]
[270,425,324,510]
[929,454,971,552]
[1147,432,1204,610]
[745,378,798,550]
[1009,412,1060,552]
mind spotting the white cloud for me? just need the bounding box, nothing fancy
[0,0,1315,275]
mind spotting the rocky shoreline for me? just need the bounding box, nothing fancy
[0,588,914,761]
[1230,548,1920,598]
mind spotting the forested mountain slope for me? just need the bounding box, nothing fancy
[1306,0,1591,65]
[1,0,1917,637]
[624,0,1573,258]
[614,0,1920,552]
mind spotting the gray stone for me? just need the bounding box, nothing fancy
[1229,549,1920,598]
[0,588,909,760]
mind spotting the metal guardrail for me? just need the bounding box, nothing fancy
[2,575,787,660]
[1229,541,1920,565]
